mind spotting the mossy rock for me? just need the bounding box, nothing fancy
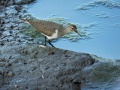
[91,61,120,82]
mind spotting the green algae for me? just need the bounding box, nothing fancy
[91,61,120,82]
[21,22,44,44]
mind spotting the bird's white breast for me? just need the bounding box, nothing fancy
[42,30,58,40]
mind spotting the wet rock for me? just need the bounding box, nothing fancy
[0,44,120,90]
[16,0,36,5]
[0,0,119,90]
[0,62,6,67]
[14,5,22,12]
[5,6,17,15]
[2,31,11,36]
[7,36,14,42]
[6,71,14,77]
[0,68,4,74]
[4,23,16,29]
[0,67,4,87]
[0,41,4,46]
[0,44,95,90]
[0,31,2,37]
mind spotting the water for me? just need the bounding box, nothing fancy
[27,0,120,59]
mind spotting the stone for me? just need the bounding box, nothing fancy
[0,44,119,90]
[2,31,11,36]
[5,6,18,15]
[0,44,95,90]
[0,1,120,90]
[0,31,2,37]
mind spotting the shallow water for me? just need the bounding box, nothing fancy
[28,0,120,59]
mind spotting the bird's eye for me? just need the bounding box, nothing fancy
[71,27,74,29]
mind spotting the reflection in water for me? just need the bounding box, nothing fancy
[28,0,120,59]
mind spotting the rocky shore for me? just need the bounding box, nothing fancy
[0,0,120,90]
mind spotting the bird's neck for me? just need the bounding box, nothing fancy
[57,27,70,37]
[63,27,71,34]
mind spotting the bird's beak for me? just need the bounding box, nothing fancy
[75,30,82,37]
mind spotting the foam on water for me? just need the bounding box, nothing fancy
[77,0,120,10]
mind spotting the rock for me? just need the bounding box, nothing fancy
[0,13,5,18]
[6,71,14,77]
[0,62,6,67]
[0,68,4,87]
[0,67,4,74]
[0,44,95,90]
[16,0,36,5]
[81,59,120,90]
[14,5,22,12]
[2,31,11,36]
[0,41,4,46]
[0,0,120,90]
[0,31,2,37]
[8,36,14,42]
[0,44,120,90]
[5,6,18,15]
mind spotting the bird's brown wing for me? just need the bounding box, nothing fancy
[27,20,63,36]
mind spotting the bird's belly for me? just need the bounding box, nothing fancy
[46,35,58,40]
[42,30,58,40]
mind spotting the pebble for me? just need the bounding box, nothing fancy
[7,71,14,77]
[0,0,39,47]
[0,41,4,46]
[8,36,14,42]
[0,68,4,74]
[0,31,2,37]
[14,85,19,89]
[3,31,11,36]
[14,5,22,12]
[6,6,17,15]
[0,62,6,67]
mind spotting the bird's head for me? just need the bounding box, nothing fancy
[67,24,82,37]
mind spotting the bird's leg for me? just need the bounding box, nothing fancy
[48,40,55,55]
[48,40,55,47]
[44,36,47,46]
[41,36,47,46]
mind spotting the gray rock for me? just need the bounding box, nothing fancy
[0,13,5,18]
[0,44,95,90]
[0,40,4,46]
[0,1,120,90]
[15,0,36,5]
[0,44,119,90]
[0,31,2,37]
[2,31,11,36]
[5,6,17,15]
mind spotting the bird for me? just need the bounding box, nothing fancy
[21,18,82,47]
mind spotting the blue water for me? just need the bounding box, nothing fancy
[28,0,120,59]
